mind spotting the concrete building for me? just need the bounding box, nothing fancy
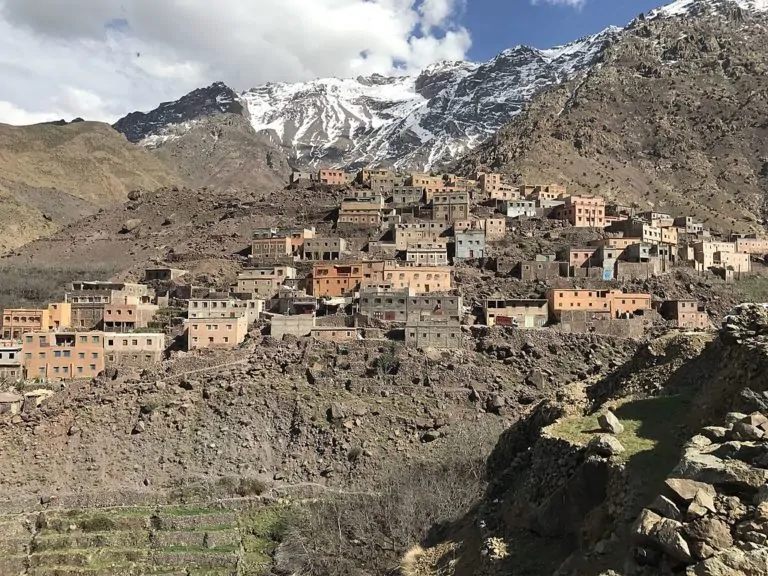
[237,267,297,299]
[271,314,315,339]
[588,237,643,251]
[405,320,461,349]
[310,263,363,298]
[714,251,750,274]
[303,237,347,261]
[290,171,313,184]
[658,300,710,330]
[433,192,470,223]
[453,218,506,241]
[455,230,486,260]
[406,243,449,267]
[359,288,461,322]
[21,331,104,381]
[2,303,72,339]
[66,282,151,330]
[673,216,704,235]
[692,241,737,269]
[563,247,600,270]
[188,294,264,325]
[546,289,652,320]
[553,195,606,228]
[392,186,425,207]
[360,262,452,294]
[523,184,566,201]
[393,221,450,250]
[187,316,248,350]
[408,173,445,201]
[318,169,347,186]
[484,299,548,328]
[144,268,188,282]
[624,243,653,263]
[501,200,536,219]
[104,332,165,366]
[359,168,391,186]
[270,288,318,316]
[735,238,768,255]
[0,341,22,381]
[103,296,158,333]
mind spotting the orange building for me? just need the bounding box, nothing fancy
[553,195,606,228]
[21,331,104,381]
[318,169,347,186]
[187,316,248,350]
[310,263,363,297]
[103,297,158,333]
[588,237,643,250]
[0,304,70,340]
[546,289,652,320]
[360,261,453,294]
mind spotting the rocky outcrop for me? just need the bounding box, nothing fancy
[629,410,768,575]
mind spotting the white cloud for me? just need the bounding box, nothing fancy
[0,0,471,125]
[531,0,587,7]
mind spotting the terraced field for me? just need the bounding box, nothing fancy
[0,501,289,576]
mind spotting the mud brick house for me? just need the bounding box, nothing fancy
[561,247,600,271]
[21,331,105,381]
[714,251,750,274]
[103,296,158,333]
[553,195,606,228]
[433,192,470,222]
[484,299,548,328]
[310,327,361,342]
[237,266,297,299]
[338,198,385,227]
[187,316,248,350]
[370,175,398,195]
[358,288,461,322]
[394,221,450,250]
[0,392,22,415]
[144,267,188,282]
[2,303,72,340]
[692,240,737,269]
[303,237,347,261]
[546,289,652,321]
[104,332,165,366]
[406,243,449,267]
[405,320,461,349]
[310,263,363,298]
[657,300,710,330]
[359,168,391,186]
[515,260,563,281]
[408,173,445,201]
[523,184,566,200]
[290,170,313,184]
[588,237,643,251]
[271,314,315,339]
[455,230,486,260]
[392,186,425,207]
[252,228,315,261]
[0,340,22,381]
[318,169,347,186]
[674,216,704,235]
[453,218,506,241]
[66,282,151,330]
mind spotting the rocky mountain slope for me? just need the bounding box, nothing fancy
[113,29,619,170]
[459,0,768,234]
[0,121,181,253]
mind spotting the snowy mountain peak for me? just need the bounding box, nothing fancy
[648,0,768,18]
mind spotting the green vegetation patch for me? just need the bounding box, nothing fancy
[239,506,292,575]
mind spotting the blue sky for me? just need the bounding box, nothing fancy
[463,0,666,59]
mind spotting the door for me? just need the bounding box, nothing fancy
[524,316,534,329]
[469,250,474,259]
[424,285,430,292]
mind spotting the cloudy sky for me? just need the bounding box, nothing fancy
[0,0,663,125]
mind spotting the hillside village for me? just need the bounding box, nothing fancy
[0,165,766,388]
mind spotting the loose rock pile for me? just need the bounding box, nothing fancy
[631,410,768,575]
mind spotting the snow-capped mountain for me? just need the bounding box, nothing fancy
[113,0,768,171]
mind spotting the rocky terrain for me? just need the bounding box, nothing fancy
[0,121,181,253]
[459,0,768,234]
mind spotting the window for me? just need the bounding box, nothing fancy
[25,336,32,344]
[54,367,60,374]
[92,352,99,359]
[92,336,99,344]
[78,352,85,360]
[108,339,114,346]
[62,367,69,374]
[89,364,97,371]
[131,339,138,346]
[38,352,45,359]
[38,367,45,375]
[63,350,71,358]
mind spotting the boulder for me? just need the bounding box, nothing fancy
[687,489,716,520]
[685,516,733,553]
[674,453,767,491]
[127,189,143,201]
[653,517,694,564]
[597,411,625,435]
[743,412,768,428]
[327,403,345,422]
[649,494,683,522]
[633,509,662,541]
[120,218,142,233]
[587,434,625,457]
[732,422,764,441]
[690,548,768,576]
[701,427,729,442]
[665,478,716,504]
